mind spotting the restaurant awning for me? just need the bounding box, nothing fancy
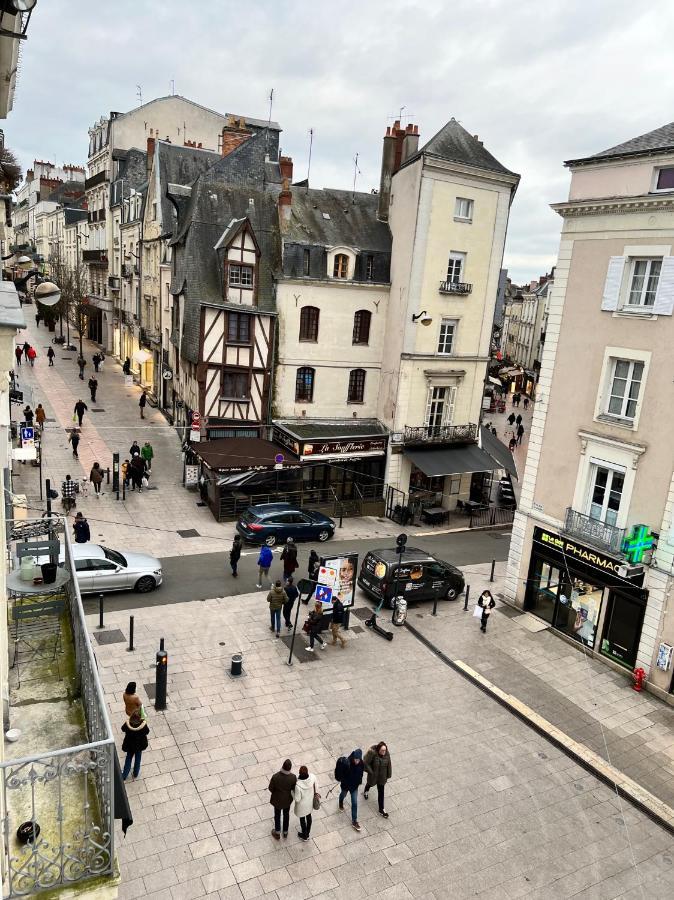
[404,443,502,478]
[190,437,299,474]
[479,426,518,479]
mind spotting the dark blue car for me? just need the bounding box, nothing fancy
[236,503,336,546]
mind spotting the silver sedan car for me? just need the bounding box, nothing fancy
[72,543,162,594]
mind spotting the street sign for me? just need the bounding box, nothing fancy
[318,565,337,587]
[315,584,333,604]
[20,426,34,448]
[162,370,173,380]
[190,429,201,443]
[191,411,201,427]
[274,453,284,464]
[185,465,199,487]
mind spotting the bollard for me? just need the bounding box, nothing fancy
[490,559,496,582]
[121,477,126,501]
[155,639,167,710]
[97,594,104,629]
[339,512,343,528]
[105,467,110,484]
[127,615,134,652]
[463,584,470,611]
[432,595,438,617]
[230,653,243,677]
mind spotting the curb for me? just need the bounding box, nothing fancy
[404,622,674,836]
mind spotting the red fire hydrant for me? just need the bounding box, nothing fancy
[632,667,646,692]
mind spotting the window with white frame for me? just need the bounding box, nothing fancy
[655,167,674,191]
[437,319,457,355]
[587,463,624,526]
[424,385,456,433]
[606,359,643,420]
[454,198,473,221]
[446,252,465,284]
[627,258,661,307]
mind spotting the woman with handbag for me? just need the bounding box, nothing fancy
[293,765,318,841]
[477,589,496,633]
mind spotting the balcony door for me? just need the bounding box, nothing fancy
[424,386,455,437]
[587,463,624,527]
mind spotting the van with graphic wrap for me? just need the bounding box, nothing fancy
[357,548,464,608]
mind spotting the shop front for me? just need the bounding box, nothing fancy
[525,526,647,668]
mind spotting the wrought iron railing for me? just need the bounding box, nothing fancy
[392,423,478,445]
[563,507,625,555]
[439,280,472,294]
[1,518,115,897]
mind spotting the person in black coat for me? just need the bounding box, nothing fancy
[516,423,525,445]
[338,749,364,831]
[122,357,131,376]
[268,759,297,839]
[283,576,299,629]
[73,512,90,543]
[129,454,146,492]
[230,535,242,577]
[478,590,496,633]
[121,710,149,780]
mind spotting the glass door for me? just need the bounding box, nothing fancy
[526,558,561,625]
[600,592,645,668]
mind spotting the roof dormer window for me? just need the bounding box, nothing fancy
[333,253,349,279]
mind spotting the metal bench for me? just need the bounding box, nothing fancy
[10,596,65,687]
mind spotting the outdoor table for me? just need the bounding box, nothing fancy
[421,506,449,526]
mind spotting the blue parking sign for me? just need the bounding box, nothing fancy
[315,584,333,604]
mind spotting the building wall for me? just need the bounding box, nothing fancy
[568,155,673,201]
[111,97,228,155]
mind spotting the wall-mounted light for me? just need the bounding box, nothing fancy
[34,281,61,307]
[411,310,432,326]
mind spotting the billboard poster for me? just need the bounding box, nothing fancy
[320,553,357,609]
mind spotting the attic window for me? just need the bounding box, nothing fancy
[333,253,349,279]
[322,212,331,220]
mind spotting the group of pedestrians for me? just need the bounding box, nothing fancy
[14,341,37,367]
[122,440,153,493]
[506,410,526,449]
[268,741,392,840]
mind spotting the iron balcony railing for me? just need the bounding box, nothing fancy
[439,280,472,295]
[392,423,478,445]
[563,507,625,556]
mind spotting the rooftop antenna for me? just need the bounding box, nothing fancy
[265,88,274,159]
[170,79,175,96]
[306,128,313,189]
[352,152,361,202]
[136,84,143,106]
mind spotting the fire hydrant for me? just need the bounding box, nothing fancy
[632,667,646,692]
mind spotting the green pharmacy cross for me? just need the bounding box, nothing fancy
[621,524,655,565]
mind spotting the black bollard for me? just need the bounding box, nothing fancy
[155,638,167,710]
[432,595,438,617]
[463,584,470,611]
[490,558,496,582]
[105,467,110,484]
[97,594,104,629]
[127,615,134,652]
[230,654,243,676]
[112,452,120,498]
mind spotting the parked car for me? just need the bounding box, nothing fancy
[236,503,335,546]
[71,543,162,594]
[357,547,464,608]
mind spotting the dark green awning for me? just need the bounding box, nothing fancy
[405,443,501,478]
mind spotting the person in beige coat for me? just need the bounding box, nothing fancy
[293,765,317,841]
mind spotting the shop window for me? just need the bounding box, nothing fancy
[352,310,371,345]
[299,306,319,342]
[601,592,645,669]
[296,367,315,402]
[333,253,349,279]
[347,369,366,403]
[526,558,604,649]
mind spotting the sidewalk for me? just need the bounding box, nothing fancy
[88,584,674,900]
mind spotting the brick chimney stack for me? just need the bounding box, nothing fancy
[378,121,420,222]
[278,177,292,229]
[220,116,252,157]
[146,136,156,176]
[279,155,293,180]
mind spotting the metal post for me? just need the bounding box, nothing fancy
[339,510,343,528]
[127,615,134,652]
[46,477,52,515]
[463,584,470,611]
[38,440,43,501]
[155,639,167,710]
[105,467,110,484]
[288,579,313,665]
[113,452,119,500]
[391,533,406,624]
[432,596,438,617]
[97,594,104,629]
[490,558,496,582]
[122,475,126,500]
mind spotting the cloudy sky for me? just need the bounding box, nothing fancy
[7,0,674,282]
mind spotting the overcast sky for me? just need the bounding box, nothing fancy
[7,0,674,282]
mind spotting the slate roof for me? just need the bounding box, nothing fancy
[406,118,517,177]
[566,121,674,166]
[155,141,220,233]
[64,208,88,226]
[200,128,282,189]
[45,180,86,205]
[283,188,391,251]
[110,148,148,205]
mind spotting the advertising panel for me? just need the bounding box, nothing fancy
[319,553,358,609]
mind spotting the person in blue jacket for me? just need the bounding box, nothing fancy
[257,544,273,588]
[338,748,364,832]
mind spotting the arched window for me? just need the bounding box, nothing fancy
[352,310,371,345]
[299,306,319,342]
[333,253,349,279]
[347,369,366,403]
[296,367,315,402]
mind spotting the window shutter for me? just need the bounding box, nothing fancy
[424,386,434,427]
[653,256,674,315]
[601,257,625,311]
[444,387,456,426]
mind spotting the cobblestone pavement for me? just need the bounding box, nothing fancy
[89,583,674,900]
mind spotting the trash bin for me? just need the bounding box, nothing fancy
[41,563,57,585]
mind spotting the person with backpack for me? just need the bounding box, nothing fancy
[229,534,242,578]
[88,376,98,403]
[337,749,364,831]
[363,741,392,818]
[68,429,80,458]
[256,544,273,588]
[77,356,86,379]
[293,765,318,841]
[268,759,296,840]
[283,576,299,629]
[267,580,287,638]
[89,462,104,497]
[329,597,347,647]
[280,537,298,584]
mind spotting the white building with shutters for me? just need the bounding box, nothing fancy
[504,120,674,698]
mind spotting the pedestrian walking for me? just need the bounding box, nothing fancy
[14,345,22,366]
[283,576,299,629]
[477,589,496,633]
[141,441,153,471]
[22,341,30,360]
[268,759,297,840]
[293,765,318,841]
[73,399,88,427]
[515,414,522,426]
[35,404,46,431]
[523,396,530,410]
[129,454,145,492]
[22,405,34,426]
[507,412,516,426]
[515,392,521,407]
[88,376,98,403]
[69,429,80,458]
[129,440,141,458]
[337,749,364,831]
[73,512,91,543]
[77,356,86,379]
[517,423,525,445]
[363,741,392,818]
[256,544,273,588]
[267,580,286,638]
[329,596,347,647]
[229,534,242,577]
[122,357,131,376]
[121,710,149,782]
[89,462,104,496]
[123,681,146,718]
[139,390,147,419]
[27,346,36,367]
[508,436,517,452]
[306,549,320,602]
[47,346,55,366]
[305,600,327,652]
[121,459,130,490]
[280,537,298,584]
[92,352,101,373]
[35,311,40,327]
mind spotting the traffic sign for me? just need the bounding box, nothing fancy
[191,411,201,426]
[274,453,284,464]
[315,584,333,604]
[20,426,34,448]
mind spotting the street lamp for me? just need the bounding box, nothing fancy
[34,280,61,307]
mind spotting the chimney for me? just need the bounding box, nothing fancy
[146,136,156,176]
[278,177,292,229]
[279,155,293,180]
[220,116,252,157]
[378,120,420,222]
[26,168,34,183]
[401,123,420,164]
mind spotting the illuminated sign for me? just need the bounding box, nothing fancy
[621,524,655,565]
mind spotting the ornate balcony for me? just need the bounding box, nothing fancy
[563,507,625,556]
[439,280,472,295]
[392,423,478,446]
